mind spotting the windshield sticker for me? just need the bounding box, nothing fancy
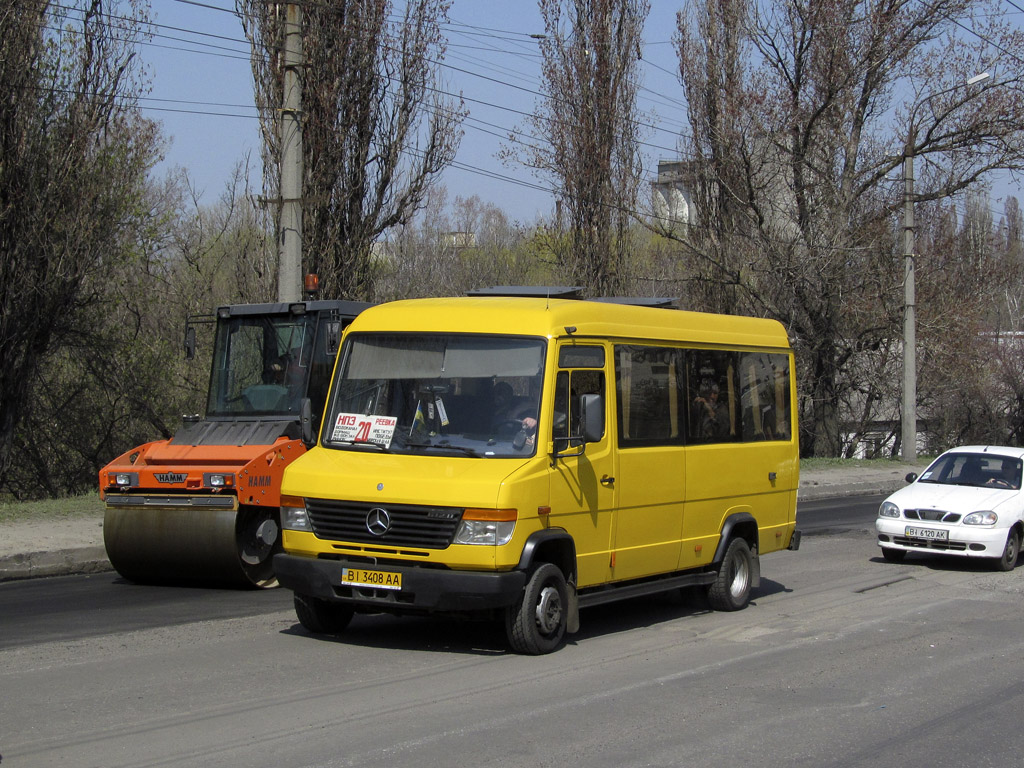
[436,398,449,426]
[332,413,398,448]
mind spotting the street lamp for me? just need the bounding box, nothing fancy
[901,71,990,462]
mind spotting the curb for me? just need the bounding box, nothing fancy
[0,547,111,583]
[798,479,906,503]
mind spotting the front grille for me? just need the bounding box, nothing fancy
[893,536,968,552]
[905,509,962,523]
[305,498,463,549]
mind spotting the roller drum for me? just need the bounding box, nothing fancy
[103,504,281,588]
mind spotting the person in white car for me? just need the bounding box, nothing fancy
[876,445,1024,571]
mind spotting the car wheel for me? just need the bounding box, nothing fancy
[881,547,906,564]
[707,537,753,611]
[505,563,567,655]
[294,593,354,634]
[993,529,1021,572]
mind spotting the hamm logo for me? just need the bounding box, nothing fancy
[155,473,187,484]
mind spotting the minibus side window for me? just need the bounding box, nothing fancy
[686,351,738,444]
[739,352,791,441]
[615,345,685,447]
[686,350,791,443]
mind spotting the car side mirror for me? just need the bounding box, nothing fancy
[905,472,918,484]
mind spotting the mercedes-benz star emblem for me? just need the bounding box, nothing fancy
[366,507,391,536]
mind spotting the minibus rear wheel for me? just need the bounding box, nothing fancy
[294,593,354,635]
[506,563,568,655]
[707,537,753,611]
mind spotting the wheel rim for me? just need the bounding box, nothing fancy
[1006,534,1019,565]
[535,584,563,636]
[729,554,750,599]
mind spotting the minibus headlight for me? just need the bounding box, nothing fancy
[281,495,311,531]
[455,509,517,546]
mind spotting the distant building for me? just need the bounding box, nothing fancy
[651,160,695,234]
[442,231,476,250]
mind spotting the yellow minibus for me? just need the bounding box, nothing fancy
[274,294,801,654]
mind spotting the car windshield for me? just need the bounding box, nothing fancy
[324,333,547,458]
[918,452,1023,490]
[207,313,319,417]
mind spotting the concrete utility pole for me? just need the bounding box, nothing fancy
[900,72,990,463]
[902,149,916,462]
[278,2,303,302]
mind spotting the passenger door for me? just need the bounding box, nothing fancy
[546,343,617,589]
[609,344,686,579]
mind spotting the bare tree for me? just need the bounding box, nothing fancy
[0,0,159,488]
[509,0,649,297]
[377,189,534,300]
[670,0,1024,456]
[237,0,465,301]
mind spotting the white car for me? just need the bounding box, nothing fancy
[876,445,1024,571]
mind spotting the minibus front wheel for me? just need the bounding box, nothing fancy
[707,537,753,611]
[506,563,568,655]
[294,593,354,635]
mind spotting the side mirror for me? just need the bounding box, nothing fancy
[905,472,918,484]
[553,393,604,460]
[184,325,196,360]
[580,393,604,443]
[325,321,342,356]
[300,397,315,447]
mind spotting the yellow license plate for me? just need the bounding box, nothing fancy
[341,567,402,591]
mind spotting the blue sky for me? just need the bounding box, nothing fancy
[142,1,1023,227]
[142,0,687,224]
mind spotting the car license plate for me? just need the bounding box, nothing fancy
[905,526,948,541]
[341,567,402,590]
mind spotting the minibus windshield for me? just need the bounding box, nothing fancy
[324,333,547,457]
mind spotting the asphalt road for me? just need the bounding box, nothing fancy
[0,495,877,650]
[797,493,885,534]
[4,494,1024,768]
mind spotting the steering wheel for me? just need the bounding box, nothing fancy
[495,418,526,439]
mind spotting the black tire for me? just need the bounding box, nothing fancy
[993,529,1021,572]
[505,563,568,655]
[236,506,282,588]
[881,547,906,564]
[294,593,354,635]
[707,537,753,611]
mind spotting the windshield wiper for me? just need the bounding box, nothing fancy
[332,439,389,452]
[405,440,481,457]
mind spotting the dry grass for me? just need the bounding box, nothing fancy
[0,492,104,524]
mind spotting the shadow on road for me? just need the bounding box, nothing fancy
[278,577,794,656]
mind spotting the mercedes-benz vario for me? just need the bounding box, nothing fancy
[273,295,801,654]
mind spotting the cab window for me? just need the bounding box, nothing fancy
[554,345,605,446]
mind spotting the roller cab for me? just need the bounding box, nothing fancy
[99,299,370,587]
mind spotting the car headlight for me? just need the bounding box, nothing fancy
[963,511,998,526]
[455,509,517,545]
[280,495,311,531]
[878,501,901,518]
